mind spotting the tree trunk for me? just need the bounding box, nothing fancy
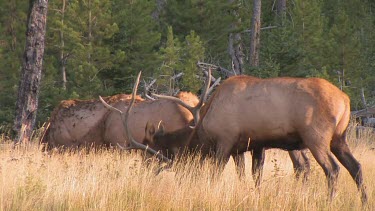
[228,0,244,75]
[360,87,367,109]
[277,0,286,17]
[60,0,67,90]
[152,0,167,21]
[277,0,286,25]
[88,0,92,64]
[9,0,18,51]
[13,0,49,144]
[249,0,261,67]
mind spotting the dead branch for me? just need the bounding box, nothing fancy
[197,61,235,77]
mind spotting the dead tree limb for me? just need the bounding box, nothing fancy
[243,26,278,33]
[197,61,235,77]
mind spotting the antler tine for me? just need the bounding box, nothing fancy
[151,93,195,111]
[188,67,212,126]
[207,77,221,96]
[99,96,124,114]
[196,67,212,108]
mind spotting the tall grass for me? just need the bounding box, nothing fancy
[0,126,374,210]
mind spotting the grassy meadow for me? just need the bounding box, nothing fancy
[0,125,374,210]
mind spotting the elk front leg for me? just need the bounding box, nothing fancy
[232,153,245,179]
[212,142,232,179]
[251,147,265,188]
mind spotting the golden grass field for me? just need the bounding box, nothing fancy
[0,125,374,211]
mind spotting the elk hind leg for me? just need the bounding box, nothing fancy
[331,138,368,204]
[288,149,310,182]
[307,143,340,201]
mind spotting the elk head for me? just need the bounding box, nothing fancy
[142,120,196,160]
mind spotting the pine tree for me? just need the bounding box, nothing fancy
[111,0,161,91]
[286,0,326,77]
[65,0,122,98]
[180,31,205,93]
[158,26,182,94]
[164,0,233,67]
[0,0,28,133]
[324,0,369,108]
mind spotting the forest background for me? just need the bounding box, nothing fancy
[1,0,375,135]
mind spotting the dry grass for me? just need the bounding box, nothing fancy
[0,126,374,210]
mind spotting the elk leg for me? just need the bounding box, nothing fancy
[288,149,310,182]
[331,138,368,204]
[251,147,265,188]
[232,153,245,180]
[306,143,340,201]
[213,143,232,178]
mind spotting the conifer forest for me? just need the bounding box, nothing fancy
[1,0,375,134]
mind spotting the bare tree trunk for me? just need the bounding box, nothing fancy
[9,0,18,51]
[13,0,49,144]
[277,0,286,25]
[249,0,261,67]
[277,0,286,17]
[228,0,244,75]
[360,87,369,125]
[152,0,167,21]
[88,0,92,64]
[361,87,367,109]
[60,0,67,90]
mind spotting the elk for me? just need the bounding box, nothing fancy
[40,94,143,149]
[143,74,367,203]
[40,89,199,150]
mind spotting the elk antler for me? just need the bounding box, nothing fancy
[206,75,221,96]
[150,68,212,126]
[99,72,171,163]
[143,79,157,100]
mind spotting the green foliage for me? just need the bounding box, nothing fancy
[163,0,233,65]
[157,28,205,93]
[322,0,371,108]
[157,26,182,94]
[0,0,28,132]
[111,0,161,89]
[180,31,205,93]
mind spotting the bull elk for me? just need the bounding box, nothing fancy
[41,84,199,151]
[144,74,368,203]
[40,94,143,149]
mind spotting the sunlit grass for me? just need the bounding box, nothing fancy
[0,125,374,210]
